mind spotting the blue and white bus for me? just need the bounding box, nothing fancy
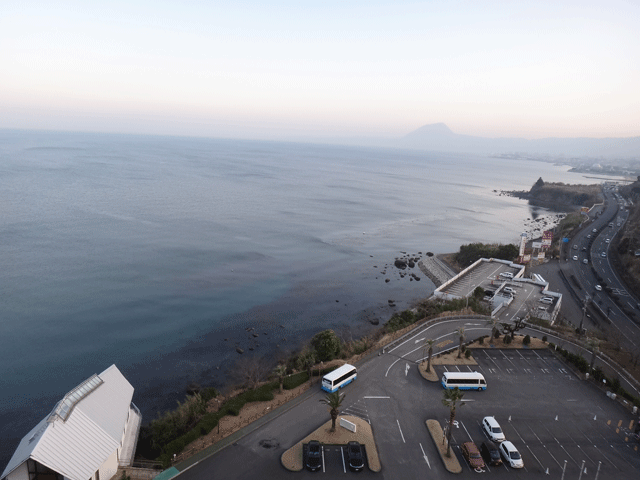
[322,364,357,392]
[441,371,486,391]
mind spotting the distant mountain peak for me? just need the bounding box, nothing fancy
[404,123,454,138]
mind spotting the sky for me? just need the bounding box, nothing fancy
[1,0,639,141]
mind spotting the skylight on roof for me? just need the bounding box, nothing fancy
[49,374,103,422]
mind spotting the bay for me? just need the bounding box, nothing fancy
[0,130,590,467]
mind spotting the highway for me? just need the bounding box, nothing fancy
[561,186,640,350]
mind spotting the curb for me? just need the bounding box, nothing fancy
[426,419,462,474]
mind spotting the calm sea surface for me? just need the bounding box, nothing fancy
[0,130,591,466]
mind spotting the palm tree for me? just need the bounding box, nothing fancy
[319,391,345,432]
[424,338,435,373]
[487,317,499,344]
[442,387,465,457]
[457,327,465,359]
[273,364,287,393]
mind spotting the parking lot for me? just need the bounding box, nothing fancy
[298,443,374,478]
[431,349,640,479]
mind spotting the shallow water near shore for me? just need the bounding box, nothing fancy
[0,130,590,467]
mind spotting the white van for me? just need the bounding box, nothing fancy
[482,416,506,442]
[540,297,553,304]
[499,272,513,279]
[503,287,515,296]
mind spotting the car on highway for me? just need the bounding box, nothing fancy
[595,285,602,291]
[305,440,322,471]
[461,442,485,470]
[346,441,364,471]
[583,259,588,264]
[592,228,597,233]
[573,255,578,261]
[499,441,524,468]
[480,440,502,466]
[482,416,505,442]
[605,238,610,243]
[587,234,591,238]
[573,244,578,250]
[601,252,607,258]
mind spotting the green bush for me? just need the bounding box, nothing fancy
[283,372,309,390]
[523,335,531,346]
[542,336,548,343]
[384,309,419,333]
[311,329,341,361]
[478,336,485,344]
[465,349,471,359]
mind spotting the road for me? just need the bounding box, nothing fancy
[174,316,640,480]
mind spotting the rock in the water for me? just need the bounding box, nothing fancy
[394,259,407,269]
[236,347,244,354]
[385,278,390,283]
[426,252,434,257]
[408,260,415,268]
[186,383,201,395]
[253,333,259,337]
[369,318,380,325]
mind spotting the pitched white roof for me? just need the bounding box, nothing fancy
[2,365,134,480]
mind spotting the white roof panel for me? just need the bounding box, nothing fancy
[1,365,134,480]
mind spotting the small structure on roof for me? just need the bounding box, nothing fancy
[1,365,141,480]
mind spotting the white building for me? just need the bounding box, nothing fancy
[1,365,141,480]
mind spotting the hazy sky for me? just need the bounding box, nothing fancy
[1,0,639,140]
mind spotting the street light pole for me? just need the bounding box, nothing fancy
[579,294,590,334]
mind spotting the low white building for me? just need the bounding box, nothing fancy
[1,365,141,480]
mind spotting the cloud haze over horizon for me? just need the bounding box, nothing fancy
[1,0,639,141]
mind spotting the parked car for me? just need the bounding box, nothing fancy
[583,259,588,264]
[595,285,602,291]
[592,228,597,233]
[499,441,524,468]
[462,442,485,470]
[499,272,513,279]
[503,287,515,296]
[573,255,578,261]
[573,244,578,250]
[346,441,364,471]
[480,440,502,466]
[540,297,553,304]
[305,440,322,472]
[482,416,505,442]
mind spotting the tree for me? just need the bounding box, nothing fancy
[311,329,341,361]
[500,317,526,337]
[587,337,600,373]
[487,317,499,344]
[457,327,465,359]
[319,391,345,432]
[273,364,287,393]
[442,387,464,457]
[230,355,270,390]
[296,346,317,381]
[424,338,435,373]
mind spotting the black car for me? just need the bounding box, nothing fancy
[480,440,502,466]
[305,440,322,472]
[346,441,365,471]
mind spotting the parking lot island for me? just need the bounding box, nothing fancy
[281,415,381,472]
[426,419,463,473]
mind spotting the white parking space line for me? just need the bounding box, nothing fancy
[531,349,552,366]
[340,446,345,472]
[419,443,431,469]
[483,350,502,371]
[515,349,533,366]
[397,419,406,443]
[592,445,619,470]
[576,445,597,466]
[500,350,517,367]
[322,445,326,472]
[560,445,579,467]
[460,421,474,441]
[526,445,545,471]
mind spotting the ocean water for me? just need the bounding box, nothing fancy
[0,130,590,467]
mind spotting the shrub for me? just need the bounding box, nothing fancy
[478,336,485,345]
[494,332,500,340]
[283,372,308,390]
[542,335,548,343]
[465,349,471,359]
[523,335,531,346]
[311,329,341,361]
[503,334,512,344]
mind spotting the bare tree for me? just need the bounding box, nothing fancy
[587,337,600,373]
[230,355,270,390]
[500,317,527,337]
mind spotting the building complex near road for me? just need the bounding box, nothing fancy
[1,365,141,480]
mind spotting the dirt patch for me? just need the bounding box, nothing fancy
[418,362,440,382]
[430,350,478,366]
[173,382,312,464]
[426,419,462,474]
[281,416,381,472]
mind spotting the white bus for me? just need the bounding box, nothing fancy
[441,371,486,391]
[322,364,357,393]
